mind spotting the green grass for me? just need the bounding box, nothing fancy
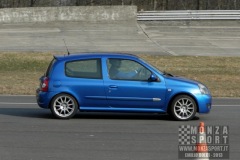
[141,55,240,97]
[0,52,52,95]
[0,52,240,97]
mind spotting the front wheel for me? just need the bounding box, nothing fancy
[170,95,197,121]
[50,94,78,119]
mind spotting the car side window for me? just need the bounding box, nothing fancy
[65,59,102,79]
[107,59,151,81]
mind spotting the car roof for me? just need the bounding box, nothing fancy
[54,52,139,61]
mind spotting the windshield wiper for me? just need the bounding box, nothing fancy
[163,71,174,77]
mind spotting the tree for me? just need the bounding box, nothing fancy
[196,0,200,10]
[30,0,37,7]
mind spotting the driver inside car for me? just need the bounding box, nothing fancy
[108,59,142,80]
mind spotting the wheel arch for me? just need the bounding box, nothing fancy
[167,92,199,114]
[49,92,80,109]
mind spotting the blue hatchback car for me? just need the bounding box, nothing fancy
[36,53,211,120]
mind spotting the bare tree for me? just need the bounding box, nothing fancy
[196,0,200,10]
[153,0,157,10]
[30,0,37,7]
[233,0,237,9]
[0,0,239,10]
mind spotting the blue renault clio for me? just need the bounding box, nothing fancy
[36,53,211,120]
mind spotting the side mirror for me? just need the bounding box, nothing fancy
[148,74,159,82]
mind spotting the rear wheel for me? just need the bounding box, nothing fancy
[170,95,197,121]
[50,94,78,119]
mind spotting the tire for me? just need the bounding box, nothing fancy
[50,94,78,119]
[170,95,197,121]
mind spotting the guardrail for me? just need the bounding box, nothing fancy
[137,10,240,21]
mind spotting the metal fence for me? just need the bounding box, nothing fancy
[137,10,240,20]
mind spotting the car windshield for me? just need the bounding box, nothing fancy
[139,58,163,75]
[140,58,175,77]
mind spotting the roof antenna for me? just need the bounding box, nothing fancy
[63,39,70,55]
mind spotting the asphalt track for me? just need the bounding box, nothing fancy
[0,21,168,55]
[0,19,240,160]
[0,95,239,160]
[1,20,240,56]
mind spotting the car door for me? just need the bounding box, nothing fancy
[104,58,166,109]
[65,58,107,108]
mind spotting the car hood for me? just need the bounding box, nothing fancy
[164,75,200,86]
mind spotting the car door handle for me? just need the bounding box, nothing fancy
[109,85,118,89]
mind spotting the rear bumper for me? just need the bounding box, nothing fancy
[36,88,53,109]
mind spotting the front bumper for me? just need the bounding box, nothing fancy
[196,94,212,113]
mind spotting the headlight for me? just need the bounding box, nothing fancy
[198,83,210,94]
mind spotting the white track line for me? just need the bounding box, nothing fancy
[0,102,37,105]
[212,105,240,107]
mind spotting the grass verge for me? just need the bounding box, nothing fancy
[0,52,239,97]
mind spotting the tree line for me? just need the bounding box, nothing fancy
[0,0,239,10]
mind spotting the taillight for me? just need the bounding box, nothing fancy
[41,77,49,92]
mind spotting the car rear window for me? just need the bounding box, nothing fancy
[45,58,56,77]
[65,59,102,79]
